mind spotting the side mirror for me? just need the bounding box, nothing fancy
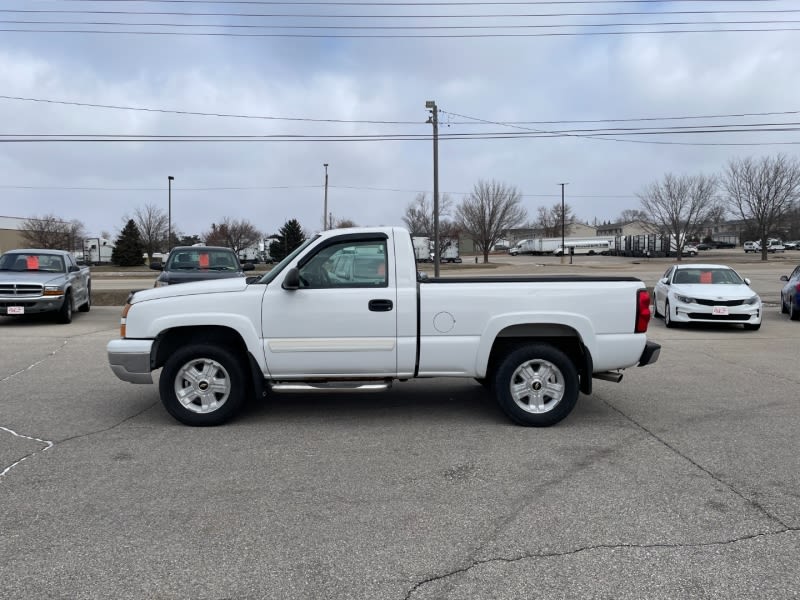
[150,262,163,271]
[780,275,789,282]
[744,277,751,286]
[245,275,259,284]
[242,263,255,271]
[659,277,669,285]
[282,267,301,290]
[68,265,80,273]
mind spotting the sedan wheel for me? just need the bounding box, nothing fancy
[791,301,800,322]
[781,294,788,314]
[664,300,677,328]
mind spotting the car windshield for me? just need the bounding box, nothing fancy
[166,249,238,271]
[673,268,743,285]
[0,253,66,272]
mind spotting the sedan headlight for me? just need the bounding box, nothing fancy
[675,294,694,304]
[745,295,760,305]
[43,286,63,296]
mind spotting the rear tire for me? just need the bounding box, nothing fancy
[492,344,579,427]
[781,295,788,314]
[653,297,662,318]
[78,285,91,312]
[159,343,247,426]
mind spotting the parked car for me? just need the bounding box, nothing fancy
[780,265,800,320]
[696,243,712,251]
[767,241,785,253]
[653,263,762,330]
[150,246,254,287]
[782,240,798,250]
[711,240,737,249]
[743,241,760,253]
[684,244,699,256]
[0,249,91,323]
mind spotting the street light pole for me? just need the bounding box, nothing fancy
[559,183,568,265]
[167,175,174,251]
[323,163,329,231]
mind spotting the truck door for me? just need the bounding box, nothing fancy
[262,234,398,377]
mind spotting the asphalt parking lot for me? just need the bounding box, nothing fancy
[1,255,799,599]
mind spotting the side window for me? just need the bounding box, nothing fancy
[792,266,800,281]
[298,240,387,289]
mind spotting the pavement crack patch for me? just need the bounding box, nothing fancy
[56,401,159,446]
[404,529,799,599]
[602,398,789,529]
[0,426,54,480]
[0,340,68,384]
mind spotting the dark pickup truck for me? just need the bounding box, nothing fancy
[150,245,254,287]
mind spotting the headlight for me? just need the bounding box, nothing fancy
[43,286,63,296]
[745,295,760,305]
[675,294,694,304]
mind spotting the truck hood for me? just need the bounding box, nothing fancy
[130,277,250,304]
[0,271,67,286]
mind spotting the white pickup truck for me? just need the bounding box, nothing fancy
[107,227,660,427]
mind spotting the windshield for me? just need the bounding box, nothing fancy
[165,248,239,271]
[256,237,318,284]
[673,268,743,285]
[0,253,66,273]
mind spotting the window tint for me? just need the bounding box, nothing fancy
[298,240,387,288]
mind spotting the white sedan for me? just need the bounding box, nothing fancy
[653,263,762,330]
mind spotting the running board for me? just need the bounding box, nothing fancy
[269,381,392,393]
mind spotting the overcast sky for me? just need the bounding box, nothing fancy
[1,0,799,240]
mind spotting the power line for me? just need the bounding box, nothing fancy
[5,94,800,127]
[5,19,800,30]
[3,26,798,37]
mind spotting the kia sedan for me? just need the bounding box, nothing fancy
[653,264,761,330]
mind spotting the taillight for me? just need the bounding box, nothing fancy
[635,289,651,333]
[120,303,132,338]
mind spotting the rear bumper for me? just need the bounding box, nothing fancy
[107,339,154,384]
[637,341,661,367]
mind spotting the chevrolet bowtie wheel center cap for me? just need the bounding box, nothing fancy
[198,381,209,391]
[532,381,542,391]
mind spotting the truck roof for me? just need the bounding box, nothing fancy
[2,248,73,256]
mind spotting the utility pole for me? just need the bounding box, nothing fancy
[559,182,568,264]
[167,175,174,251]
[323,163,329,231]
[426,100,440,277]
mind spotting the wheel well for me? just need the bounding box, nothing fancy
[152,326,248,370]
[486,324,592,394]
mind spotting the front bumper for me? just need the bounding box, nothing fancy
[0,296,64,315]
[107,339,154,384]
[638,341,661,367]
[672,302,761,325]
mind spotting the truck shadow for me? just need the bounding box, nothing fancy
[240,380,510,426]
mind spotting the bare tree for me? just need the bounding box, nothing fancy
[618,208,649,223]
[455,180,527,263]
[20,214,86,250]
[535,202,576,237]
[723,154,800,260]
[131,203,168,261]
[331,216,358,228]
[203,217,262,254]
[401,192,452,236]
[637,173,720,261]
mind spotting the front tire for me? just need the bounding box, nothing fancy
[492,344,579,427]
[57,293,73,324]
[781,294,788,314]
[664,300,677,328]
[159,344,247,426]
[743,323,761,331]
[791,300,800,322]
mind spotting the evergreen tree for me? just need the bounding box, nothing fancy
[269,219,306,262]
[112,219,145,266]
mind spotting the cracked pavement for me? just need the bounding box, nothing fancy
[1,302,798,599]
